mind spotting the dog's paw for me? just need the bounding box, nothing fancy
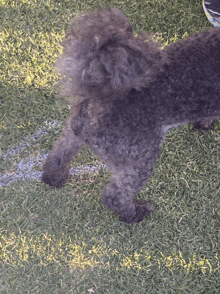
[42,170,69,188]
[119,199,153,224]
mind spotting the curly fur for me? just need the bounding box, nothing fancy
[42,8,220,224]
[57,8,165,100]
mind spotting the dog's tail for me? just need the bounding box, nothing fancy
[57,7,164,101]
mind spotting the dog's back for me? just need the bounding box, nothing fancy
[151,28,220,126]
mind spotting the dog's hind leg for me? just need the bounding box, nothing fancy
[102,141,161,224]
[42,117,84,188]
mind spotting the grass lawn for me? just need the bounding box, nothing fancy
[0,0,220,293]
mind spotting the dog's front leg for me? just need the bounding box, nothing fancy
[102,147,161,224]
[42,117,84,188]
[102,170,154,224]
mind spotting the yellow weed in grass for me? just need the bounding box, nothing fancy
[0,232,102,269]
[121,250,219,274]
[1,232,219,274]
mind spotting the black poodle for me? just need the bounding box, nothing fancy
[42,8,220,223]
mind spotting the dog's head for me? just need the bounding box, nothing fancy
[57,8,165,102]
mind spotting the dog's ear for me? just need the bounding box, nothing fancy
[57,8,164,101]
